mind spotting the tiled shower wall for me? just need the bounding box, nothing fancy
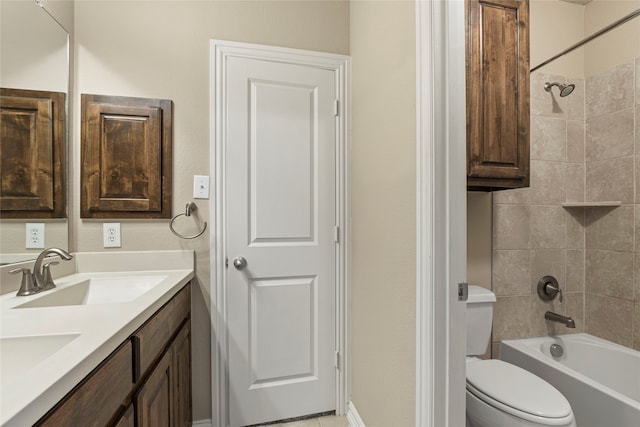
[491,58,640,356]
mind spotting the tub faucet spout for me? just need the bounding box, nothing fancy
[545,311,576,328]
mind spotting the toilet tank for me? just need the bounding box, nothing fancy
[466,285,496,356]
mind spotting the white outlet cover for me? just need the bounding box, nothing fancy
[193,175,209,199]
[103,223,121,248]
[26,223,45,249]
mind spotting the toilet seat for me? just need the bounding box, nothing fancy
[466,359,573,426]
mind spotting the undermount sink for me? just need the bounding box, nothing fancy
[0,334,81,384]
[13,275,167,309]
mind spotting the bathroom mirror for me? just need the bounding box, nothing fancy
[0,0,72,265]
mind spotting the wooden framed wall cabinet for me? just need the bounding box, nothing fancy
[466,0,530,190]
[81,94,172,218]
[0,88,66,218]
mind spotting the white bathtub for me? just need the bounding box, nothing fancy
[501,333,640,427]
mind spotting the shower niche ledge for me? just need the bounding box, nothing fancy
[562,201,622,208]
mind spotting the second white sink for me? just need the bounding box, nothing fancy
[13,275,168,309]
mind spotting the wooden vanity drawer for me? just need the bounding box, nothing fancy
[133,284,190,380]
[37,341,133,427]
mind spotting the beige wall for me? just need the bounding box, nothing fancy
[529,0,585,77]
[584,0,640,76]
[73,1,349,421]
[467,192,492,290]
[349,1,416,424]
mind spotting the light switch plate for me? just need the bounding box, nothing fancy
[26,223,45,249]
[193,175,209,199]
[103,223,121,248]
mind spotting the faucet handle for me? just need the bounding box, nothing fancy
[537,275,563,303]
[40,261,60,291]
[10,267,39,296]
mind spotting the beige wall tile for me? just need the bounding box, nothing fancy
[493,204,531,249]
[585,250,634,300]
[531,117,566,161]
[634,303,640,351]
[491,342,501,360]
[493,250,531,296]
[635,253,640,302]
[566,250,585,292]
[564,292,584,333]
[567,78,585,121]
[636,156,640,203]
[529,161,566,205]
[586,60,634,119]
[585,205,634,252]
[567,120,585,163]
[586,157,634,203]
[493,187,530,205]
[585,293,633,347]
[530,249,566,294]
[636,58,640,106]
[565,163,584,203]
[636,108,640,156]
[635,205,640,254]
[492,295,532,342]
[531,73,568,118]
[585,109,635,162]
[531,295,566,337]
[566,209,585,249]
[530,206,567,249]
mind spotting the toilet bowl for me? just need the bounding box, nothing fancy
[466,358,576,427]
[465,286,576,427]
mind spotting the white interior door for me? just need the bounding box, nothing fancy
[224,54,337,427]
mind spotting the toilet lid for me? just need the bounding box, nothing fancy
[466,360,572,419]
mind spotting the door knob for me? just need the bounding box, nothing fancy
[233,256,248,270]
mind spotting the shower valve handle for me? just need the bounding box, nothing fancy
[537,275,563,303]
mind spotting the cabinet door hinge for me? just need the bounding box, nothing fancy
[335,350,340,370]
[334,226,340,243]
[334,99,340,117]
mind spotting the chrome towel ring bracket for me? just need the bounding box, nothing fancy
[169,202,207,239]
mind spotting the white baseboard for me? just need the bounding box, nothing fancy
[346,402,365,427]
[192,419,213,427]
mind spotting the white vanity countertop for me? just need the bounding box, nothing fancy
[0,250,194,426]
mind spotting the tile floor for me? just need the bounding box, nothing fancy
[259,415,348,427]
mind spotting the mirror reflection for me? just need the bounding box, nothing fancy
[0,0,70,265]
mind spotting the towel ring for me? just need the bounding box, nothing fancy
[170,202,207,239]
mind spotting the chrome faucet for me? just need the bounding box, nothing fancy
[545,311,576,328]
[33,247,73,290]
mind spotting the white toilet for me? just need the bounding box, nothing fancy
[465,285,577,427]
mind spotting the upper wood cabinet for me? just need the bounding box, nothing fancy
[466,0,530,190]
[0,88,66,218]
[81,94,172,218]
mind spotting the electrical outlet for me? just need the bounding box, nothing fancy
[103,223,121,248]
[193,175,209,199]
[26,223,45,249]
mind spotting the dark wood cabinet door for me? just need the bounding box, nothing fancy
[172,321,192,427]
[113,404,135,427]
[0,88,66,217]
[136,350,172,427]
[466,0,530,190]
[81,94,172,218]
[36,342,132,427]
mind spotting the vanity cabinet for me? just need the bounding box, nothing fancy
[36,283,191,427]
[465,0,530,190]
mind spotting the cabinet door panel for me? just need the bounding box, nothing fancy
[37,342,132,427]
[136,351,172,427]
[467,0,530,189]
[172,320,192,427]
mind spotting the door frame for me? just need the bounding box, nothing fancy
[415,1,467,426]
[209,40,350,427]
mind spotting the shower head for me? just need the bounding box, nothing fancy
[544,82,575,97]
